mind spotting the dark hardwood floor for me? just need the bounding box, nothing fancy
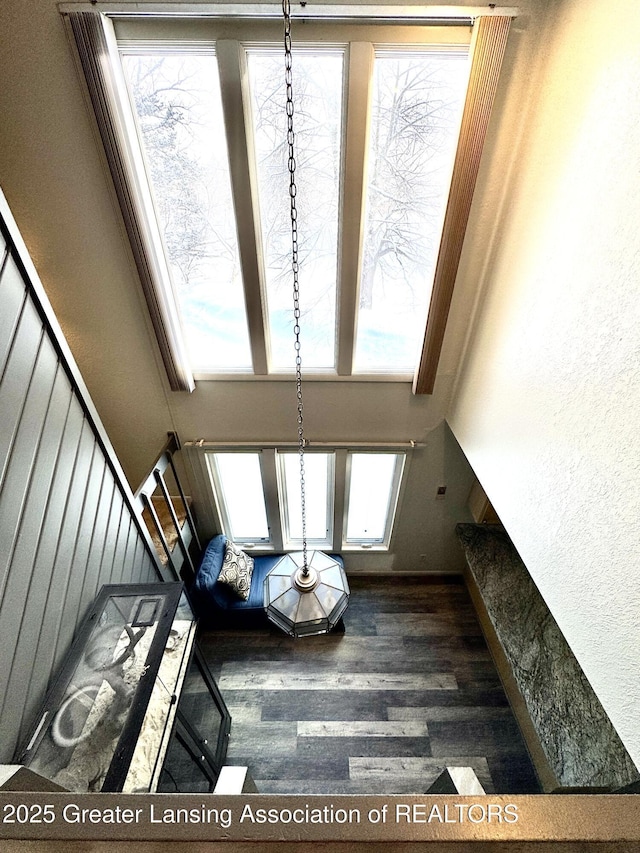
[199,575,540,795]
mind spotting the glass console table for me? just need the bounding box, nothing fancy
[17,583,230,793]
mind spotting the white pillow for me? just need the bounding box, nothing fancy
[218,540,255,600]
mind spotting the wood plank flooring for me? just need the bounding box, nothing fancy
[199,575,540,795]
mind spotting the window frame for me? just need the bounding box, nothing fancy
[64,7,512,393]
[343,451,405,549]
[276,450,336,550]
[201,445,408,552]
[205,451,273,547]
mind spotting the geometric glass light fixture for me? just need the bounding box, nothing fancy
[264,0,350,637]
[265,550,350,638]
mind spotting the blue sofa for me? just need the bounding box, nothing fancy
[190,535,283,624]
[190,535,346,631]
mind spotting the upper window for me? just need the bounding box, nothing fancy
[121,51,253,371]
[354,50,469,372]
[66,10,511,391]
[205,448,404,551]
[113,19,470,378]
[249,48,344,371]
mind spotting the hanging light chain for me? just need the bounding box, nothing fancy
[284,0,309,576]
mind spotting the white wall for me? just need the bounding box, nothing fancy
[448,0,640,766]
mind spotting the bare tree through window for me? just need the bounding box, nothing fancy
[119,44,468,373]
[121,52,252,369]
[356,51,468,371]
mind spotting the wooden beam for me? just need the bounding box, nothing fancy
[413,14,512,395]
[65,11,195,392]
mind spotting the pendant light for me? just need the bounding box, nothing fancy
[264,0,350,637]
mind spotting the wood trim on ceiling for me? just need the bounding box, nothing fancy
[65,11,195,393]
[412,14,512,395]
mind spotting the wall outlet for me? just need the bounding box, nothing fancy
[435,485,447,500]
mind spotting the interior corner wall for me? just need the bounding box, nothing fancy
[447,0,640,767]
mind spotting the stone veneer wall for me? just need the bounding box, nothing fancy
[457,523,639,790]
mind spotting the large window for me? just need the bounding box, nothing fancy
[248,48,344,372]
[206,453,270,544]
[120,50,253,371]
[354,49,468,373]
[67,11,511,391]
[118,32,468,378]
[345,453,403,545]
[205,449,404,551]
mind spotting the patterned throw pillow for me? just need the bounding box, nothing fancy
[217,540,255,600]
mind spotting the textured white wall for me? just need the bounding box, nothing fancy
[449,0,640,766]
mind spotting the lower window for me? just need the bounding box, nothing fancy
[344,453,404,546]
[206,449,405,551]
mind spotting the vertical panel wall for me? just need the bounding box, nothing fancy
[0,192,166,762]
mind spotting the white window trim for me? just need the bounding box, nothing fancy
[205,451,273,547]
[342,451,405,550]
[197,443,412,553]
[276,451,335,550]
